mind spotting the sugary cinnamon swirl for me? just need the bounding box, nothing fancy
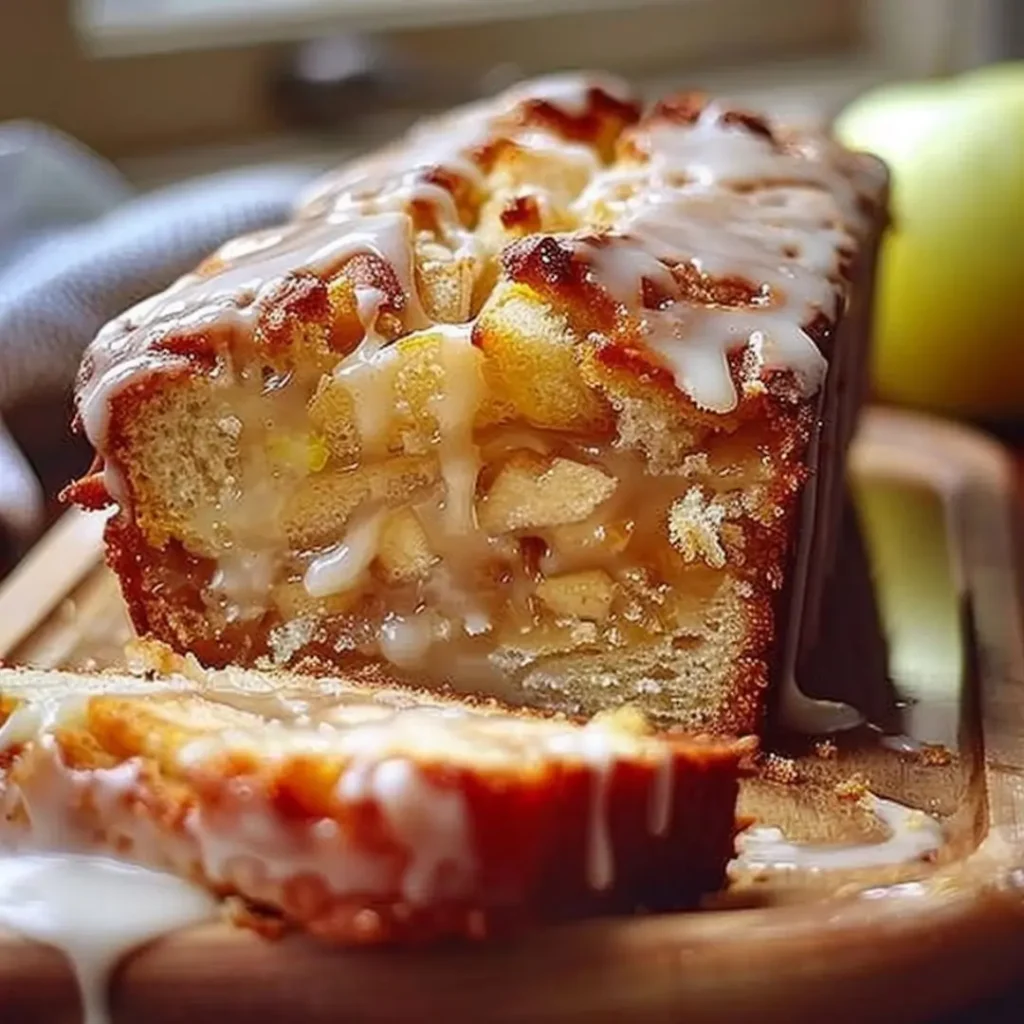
[65,73,888,735]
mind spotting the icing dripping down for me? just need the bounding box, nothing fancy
[310,323,487,602]
[341,758,476,905]
[332,338,401,459]
[731,795,944,875]
[548,726,621,892]
[567,105,871,413]
[0,853,216,1024]
[378,612,439,670]
[647,750,675,838]
[77,209,429,460]
[304,508,387,598]
[880,734,922,756]
[587,760,615,892]
[427,324,485,539]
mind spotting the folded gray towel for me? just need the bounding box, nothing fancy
[0,122,318,554]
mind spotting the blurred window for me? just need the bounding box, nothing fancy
[76,0,1004,74]
[1,0,998,162]
[80,0,725,54]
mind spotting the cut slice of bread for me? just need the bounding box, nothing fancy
[0,644,752,944]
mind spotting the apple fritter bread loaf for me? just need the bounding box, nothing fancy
[66,73,888,735]
[0,647,749,943]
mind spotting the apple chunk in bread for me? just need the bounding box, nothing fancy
[478,452,617,534]
[536,570,616,622]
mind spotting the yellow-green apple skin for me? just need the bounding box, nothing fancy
[834,63,1024,420]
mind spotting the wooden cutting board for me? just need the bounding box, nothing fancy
[2,406,1024,1024]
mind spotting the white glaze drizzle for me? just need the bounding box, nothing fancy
[2,677,681,922]
[427,324,485,539]
[880,734,923,756]
[732,795,944,875]
[587,760,615,892]
[294,70,631,273]
[332,332,401,459]
[1,696,217,1024]
[0,664,737,1024]
[565,100,879,413]
[647,749,675,838]
[77,72,637,458]
[547,724,620,891]
[510,130,601,175]
[0,854,216,1024]
[378,612,438,670]
[208,548,277,622]
[336,757,475,905]
[309,323,486,601]
[303,507,387,599]
[78,210,428,466]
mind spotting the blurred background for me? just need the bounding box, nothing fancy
[0,0,1021,571]
[7,0,1018,172]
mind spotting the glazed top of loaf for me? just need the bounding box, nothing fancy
[74,72,887,454]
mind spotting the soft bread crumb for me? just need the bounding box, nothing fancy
[269,618,317,666]
[760,752,800,784]
[124,637,206,680]
[919,743,953,767]
[668,488,727,569]
[834,772,869,801]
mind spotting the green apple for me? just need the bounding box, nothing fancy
[835,63,1024,420]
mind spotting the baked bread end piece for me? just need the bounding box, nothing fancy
[67,75,888,735]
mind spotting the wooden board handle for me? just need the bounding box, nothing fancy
[0,508,108,661]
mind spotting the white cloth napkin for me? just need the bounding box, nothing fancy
[0,121,317,554]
